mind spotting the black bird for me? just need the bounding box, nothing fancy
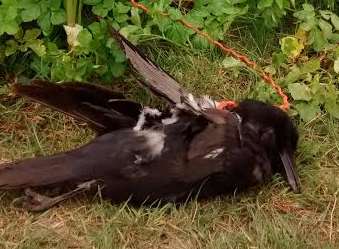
[0,30,300,211]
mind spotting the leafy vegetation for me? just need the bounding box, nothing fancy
[0,1,338,248]
[0,0,338,121]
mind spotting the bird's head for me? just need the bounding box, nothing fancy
[233,100,300,192]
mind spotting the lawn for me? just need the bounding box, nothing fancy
[0,37,338,248]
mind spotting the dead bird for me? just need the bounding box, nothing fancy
[0,29,300,211]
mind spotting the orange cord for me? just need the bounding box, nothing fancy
[129,0,290,111]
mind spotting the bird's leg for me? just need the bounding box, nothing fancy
[12,180,99,212]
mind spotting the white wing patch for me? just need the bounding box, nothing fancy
[161,108,179,125]
[137,130,166,158]
[133,107,162,131]
[203,148,225,159]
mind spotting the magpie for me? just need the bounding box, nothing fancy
[0,29,300,211]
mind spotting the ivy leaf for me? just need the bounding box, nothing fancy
[257,0,273,10]
[51,10,66,25]
[280,36,304,59]
[295,102,320,121]
[288,83,312,101]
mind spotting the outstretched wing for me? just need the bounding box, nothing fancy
[109,27,189,104]
[13,80,142,134]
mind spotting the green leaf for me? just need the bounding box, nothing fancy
[257,0,273,10]
[295,102,320,121]
[83,0,102,5]
[318,19,333,39]
[2,20,19,35]
[280,36,303,59]
[109,61,126,77]
[300,59,320,74]
[284,66,301,84]
[320,10,332,20]
[78,29,93,48]
[5,40,18,56]
[334,58,339,74]
[222,56,243,68]
[330,13,339,30]
[115,2,130,14]
[50,0,62,11]
[92,4,109,17]
[51,10,66,25]
[131,7,141,26]
[119,25,140,38]
[288,83,312,101]
[23,29,41,41]
[275,0,284,9]
[21,4,41,22]
[272,52,286,68]
[309,27,327,52]
[168,8,182,21]
[166,23,190,44]
[38,12,52,35]
[27,39,46,56]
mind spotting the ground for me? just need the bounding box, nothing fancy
[0,43,338,249]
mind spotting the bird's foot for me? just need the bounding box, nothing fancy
[12,180,99,212]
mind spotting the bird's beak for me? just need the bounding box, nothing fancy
[279,150,301,193]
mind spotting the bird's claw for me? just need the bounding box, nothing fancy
[12,180,100,212]
[12,188,56,212]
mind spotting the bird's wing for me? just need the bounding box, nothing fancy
[109,27,189,105]
[13,80,142,134]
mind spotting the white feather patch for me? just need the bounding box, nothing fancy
[161,108,179,125]
[203,148,225,159]
[133,107,162,131]
[137,130,166,158]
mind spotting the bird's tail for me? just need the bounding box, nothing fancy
[12,80,142,134]
[0,150,92,190]
[109,26,188,104]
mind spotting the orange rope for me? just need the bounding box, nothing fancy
[129,0,290,111]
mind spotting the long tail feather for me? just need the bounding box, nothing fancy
[0,152,92,189]
[109,27,189,104]
[13,80,142,134]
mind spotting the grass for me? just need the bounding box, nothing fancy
[0,37,338,248]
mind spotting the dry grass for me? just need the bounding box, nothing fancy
[0,48,338,249]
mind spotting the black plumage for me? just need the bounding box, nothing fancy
[0,29,300,211]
